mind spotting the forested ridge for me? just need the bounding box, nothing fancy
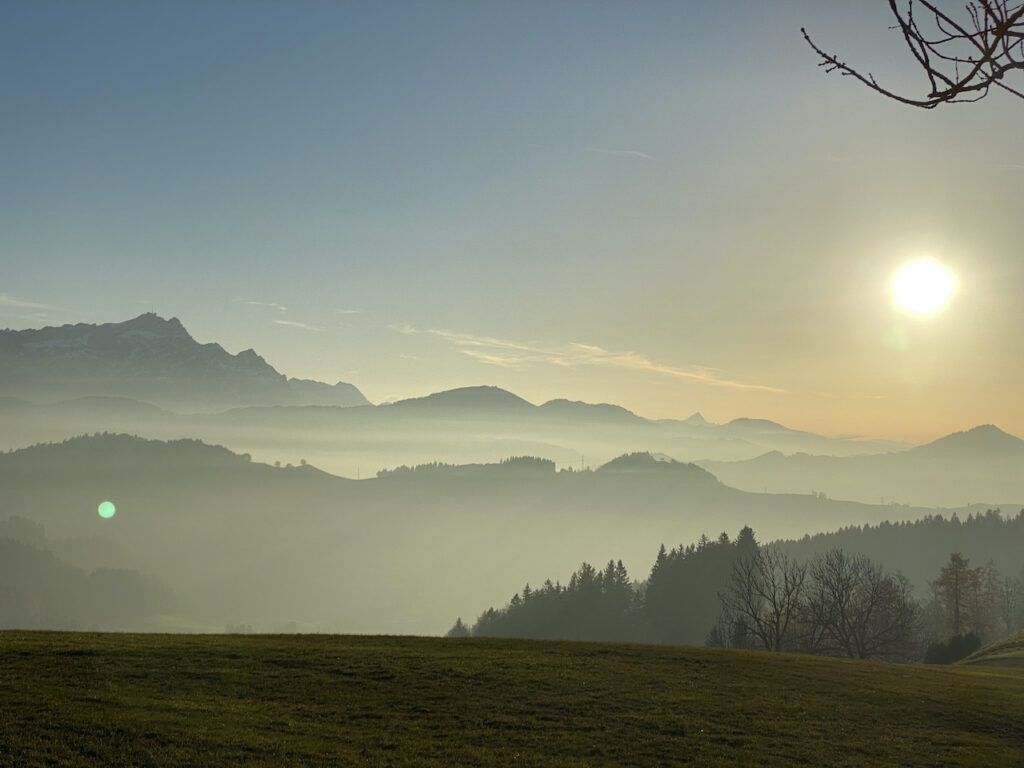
[460,509,1024,662]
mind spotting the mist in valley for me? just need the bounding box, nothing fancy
[3,316,1024,647]
[3,1,1024,670]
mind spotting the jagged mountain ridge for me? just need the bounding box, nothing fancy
[1,315,905,462]
[0,313,368,410]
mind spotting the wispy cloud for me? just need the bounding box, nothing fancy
[246,301,288,312]
[273,319,325,332]
[392,324,784,393]
[0,292,51,310]
[336,308,363,315]
[584,147,653,160]
[810,390,888,402]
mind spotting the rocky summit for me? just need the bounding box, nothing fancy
[0,313,368,411]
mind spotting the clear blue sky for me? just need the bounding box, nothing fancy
[3,1,1022,440]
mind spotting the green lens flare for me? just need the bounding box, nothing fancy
[98,501,116,519]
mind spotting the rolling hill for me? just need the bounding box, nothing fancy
[697,425,1024,508]
[961,629,1024,668]
[0,434,1012,636]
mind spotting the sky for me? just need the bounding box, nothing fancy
[2,1,1023,442]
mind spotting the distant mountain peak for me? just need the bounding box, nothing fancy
[538,398,642,422]
[683,412,710,425]
[0,314,368,410]
[237,348,268,367]
[388,385,534,410]
[598,452,717,482]
[913,424,1024,458]
[123,312,186,331]
[723,417,794,433]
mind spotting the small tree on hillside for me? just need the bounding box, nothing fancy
[934,552,980,637]
[446,617,471,638]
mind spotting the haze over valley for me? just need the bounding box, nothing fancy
[3,4,1024,763]
[3,314,1023,638]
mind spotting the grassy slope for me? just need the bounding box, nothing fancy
[961,629,1024,668]
[1,632,1022,768]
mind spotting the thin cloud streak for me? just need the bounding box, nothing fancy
[394,324,784,393]
[584,147,653,160]
[0,293,51,310]
[810,390,889,401]
[246,301,288,312]
[273,319,325,332]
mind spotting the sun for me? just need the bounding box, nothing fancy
[891,259,956,316]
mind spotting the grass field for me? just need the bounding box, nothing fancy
[2,631,1022,767]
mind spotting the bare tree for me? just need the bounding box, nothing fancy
[720,547,807,652]
[806,550,920,661]
[803,1,1024,108]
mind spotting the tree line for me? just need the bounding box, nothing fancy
[453,510,1024,663]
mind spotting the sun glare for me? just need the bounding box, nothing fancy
[891,259,956,316]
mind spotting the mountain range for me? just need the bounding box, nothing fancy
[0,313,368,410]
[0,382,918,484]
[0,313,902,452]
[4,314,1023,508]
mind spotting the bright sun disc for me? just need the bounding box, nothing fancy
[891,259,956,315]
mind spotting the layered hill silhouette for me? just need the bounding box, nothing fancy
[383,385,534,412]
[1,314,904,462]
[0,382,912,483]
[0,313,368,410]
[698,425,1024,508]
[1,433,1009,635]
[0,382,909,475]
[5,382,1016,508]
[5,314,1021,510]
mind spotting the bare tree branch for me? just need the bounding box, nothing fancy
[803,1,1024,108]
[721,547,806,652]
[801,550,919,661]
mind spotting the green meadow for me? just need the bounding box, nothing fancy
[2,631,1022,767]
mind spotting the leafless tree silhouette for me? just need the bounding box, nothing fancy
[803,1,1024,108]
